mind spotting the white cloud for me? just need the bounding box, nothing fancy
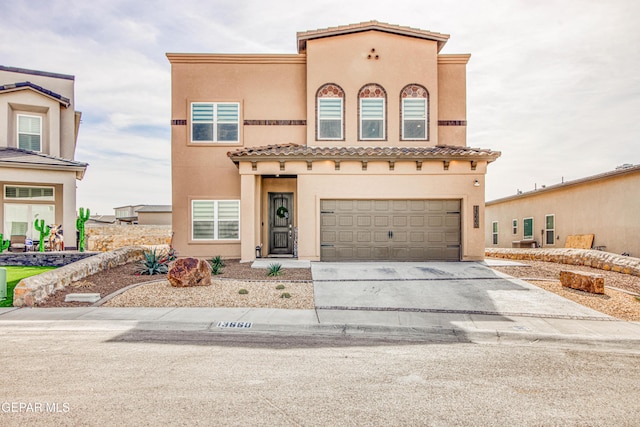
[1,0,639,211]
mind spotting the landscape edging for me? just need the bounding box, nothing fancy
[12,246,158,307]
[485,248,640,277]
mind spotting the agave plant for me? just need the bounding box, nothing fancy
[267,263,283,277]
[138,248,170,275]
[208,255,225,275]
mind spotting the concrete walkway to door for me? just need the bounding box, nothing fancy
[312,261,610,319]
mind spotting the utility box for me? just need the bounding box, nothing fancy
[0,267,6,300]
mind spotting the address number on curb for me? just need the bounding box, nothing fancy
[216,321,253,329]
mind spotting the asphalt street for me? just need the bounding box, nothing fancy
[1,326,639,426]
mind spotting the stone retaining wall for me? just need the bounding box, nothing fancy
[86,225,172,252]
[12,246,155,307]
[0,252,96,267]
[485,248,640,277]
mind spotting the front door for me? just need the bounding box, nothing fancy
[269,192,293,255]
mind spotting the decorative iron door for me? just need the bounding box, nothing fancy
[269,192,293,255]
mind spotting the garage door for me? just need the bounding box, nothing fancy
[320,199,461,261]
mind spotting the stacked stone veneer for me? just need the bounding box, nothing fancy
[86,225,172,252]
[12,246,153,307]
[485,248,640,277]
[0,252,96,267]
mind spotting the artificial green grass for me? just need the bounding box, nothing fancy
[0,266,57,307]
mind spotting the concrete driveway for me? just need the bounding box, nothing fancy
[312,261,610,319]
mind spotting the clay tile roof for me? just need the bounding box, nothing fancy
[297,20,450,53]
[228,143,501,163]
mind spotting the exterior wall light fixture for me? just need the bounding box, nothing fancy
[473,179,480,187]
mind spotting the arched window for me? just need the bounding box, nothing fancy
[401,84,428,140]
[359,84,386,140]
[316,83,344,140]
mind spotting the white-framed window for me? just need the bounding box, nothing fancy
[191,102,239,143]
[545,214,555,245]
[17,114,42,151]
[401,84,429,140]
[4,204,55,240]
[492,221,499,245]
[4,185,54,201]
[512,219,518,235]
[191,200,240,240]
[317,98,343,140]
[317,84,344,140]
[360,98,385,140]
[402,98,427,140]
[523,217,534,240]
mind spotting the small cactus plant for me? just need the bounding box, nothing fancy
[0,234,9,253]
[34,219,50,252]
[0,235,9,253]
[76,207,90,252]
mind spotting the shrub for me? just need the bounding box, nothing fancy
[267,263,283,277]
[138,249,170,275]
[280,292,291,299]
[209,255,225,268]
[209,256,225,275]
[238,288,249,295]
[275,284,285,290]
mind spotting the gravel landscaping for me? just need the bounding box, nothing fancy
[490,258,640,322]
[33,257,640,321]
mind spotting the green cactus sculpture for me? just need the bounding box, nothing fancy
[0,234,9,253]
[76,207,90,252]
[34,219,51,252]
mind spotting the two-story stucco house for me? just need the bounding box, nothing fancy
[168,21,500,262]
[0,65,87,249]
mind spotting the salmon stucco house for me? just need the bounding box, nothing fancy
[167,21,500,262]
[0,65,87,250]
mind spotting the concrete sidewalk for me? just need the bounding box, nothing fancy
[1,260,638,348]
[1,306,639,348]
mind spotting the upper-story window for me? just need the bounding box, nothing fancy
[317,84,344,140]
[401,84,428,140]
[191,102,239,143]
[359,84,386,140]
[17,114,42,151]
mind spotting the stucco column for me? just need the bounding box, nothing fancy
[239,174,257,262]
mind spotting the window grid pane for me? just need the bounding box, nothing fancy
[360,99,385,140]
[318,98,343,139]
[192,200,240,240]
[402,99,427,140]
[191,103,239,143]
[18,115,41,151]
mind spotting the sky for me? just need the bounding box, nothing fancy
[1,0,638,214]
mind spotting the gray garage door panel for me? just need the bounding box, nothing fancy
[320,199,461,261]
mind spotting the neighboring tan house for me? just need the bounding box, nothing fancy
[137,205,172,225]
[168,21,500,262]
[485,164,640,256]
[114,204,172,225]
[0,65,87,249]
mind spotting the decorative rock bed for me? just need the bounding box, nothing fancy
[12,246,163,307]
[485,248,640,277]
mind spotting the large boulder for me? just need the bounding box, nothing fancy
[168,258,212,288]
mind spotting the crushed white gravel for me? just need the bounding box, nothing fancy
[103,279,314,309]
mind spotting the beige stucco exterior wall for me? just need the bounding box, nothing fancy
[0,168,78,247]
[305,31,441,147]
[168,26,491,261]
[437,56,469,147]
[238,159,488,262]
[0,69,78,159]
[168,55,306,257]
[485,170,640,256]
[137,211,172,226]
